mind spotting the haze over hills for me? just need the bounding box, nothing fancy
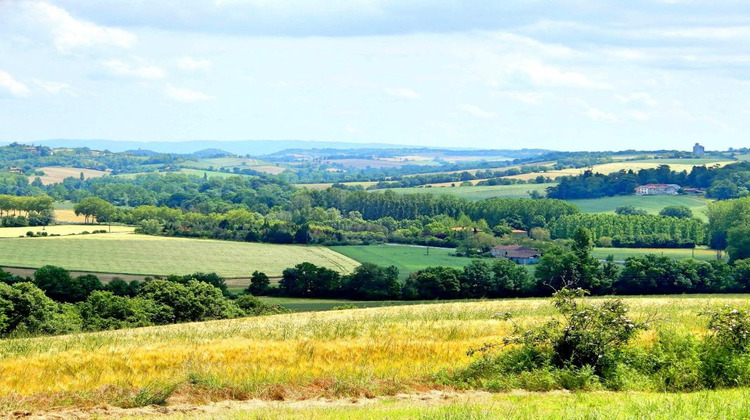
[19,140,419,156]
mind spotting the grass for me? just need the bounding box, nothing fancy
[2,295,750,413]
[124,388,750,419]
[0,224,134,238]
[0,233,358,277]
[379,183,557,201]
[331,244,477,279]
[258,296,440,312]
[592,247,723,262]
[568,195,712,221]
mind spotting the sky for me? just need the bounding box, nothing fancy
[1,0,750,151]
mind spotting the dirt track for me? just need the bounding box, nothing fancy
[6,390,498,419]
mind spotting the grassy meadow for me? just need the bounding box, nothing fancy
[331,244,477,279]
[1,295,749,413]
[381,183,557,200]
[592,246,722,261]
[568,195,712,220]
[121,388,750,419]
[0,233,358,277]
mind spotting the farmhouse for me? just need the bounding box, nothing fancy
[634,183,681,195]
[491,245,540,265]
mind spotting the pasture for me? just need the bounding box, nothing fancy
[382,183,557,200]
[33,166,109,185]
[331,244,477,279]
[568,195,712,220]
[592,246,722,262]
[2,295,749,414]
[0,233,358,277]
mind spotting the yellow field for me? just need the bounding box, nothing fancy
[251,165,287,175]
[506,161,734,181]
[33,167,109,185]
[1,295,747,413]
[0,224,134,238]
[53,208,86,223]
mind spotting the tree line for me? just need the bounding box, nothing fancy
[547,162,750,200]
[0,266,285,338]
[251,230,750,301]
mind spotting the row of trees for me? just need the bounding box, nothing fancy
[547,162,749,200]
[0,266,283,337]
[548,213,706,246]
[253,231,750,301]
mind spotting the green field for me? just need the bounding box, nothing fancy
[332,244,493,279]
[0,233,358,277]
[128,388,750,419]
[381,183,557,200]
[592,246,722,262]
[568,195,712,220]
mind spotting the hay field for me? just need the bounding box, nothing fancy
[34,167,109,185]
[0,225,134,238]
[506,160,734,181]
[1,295,748,413]
[0,233,358,276]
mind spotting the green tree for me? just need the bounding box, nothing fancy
[659,205,693,219]
[727,225,750,262]
[343,263,401,300]
[248,270,271,295]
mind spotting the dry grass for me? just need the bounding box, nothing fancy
[0,295,748,412]
[33,167,109,185]
[0,224,134,238]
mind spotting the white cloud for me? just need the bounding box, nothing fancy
[0,70,31,98]
[459,104,497,119]
[515,60,611,89]
[494,91,550,105]
[103,60,165,80]
[165,84,214,103]
[384,87,420,100]
[177,57,213,72]
[626,110,651,121]
[617,92,658,107]
[586,107,618,123]
[27,1,136,53]
[31,79,72,95]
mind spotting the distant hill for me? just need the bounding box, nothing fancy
[26,139,415,156]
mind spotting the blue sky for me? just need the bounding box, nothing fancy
[1,0,749,151]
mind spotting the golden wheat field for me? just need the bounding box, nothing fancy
[505,161,734,181]
[1,295,748,414]
[33,167,109,185]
